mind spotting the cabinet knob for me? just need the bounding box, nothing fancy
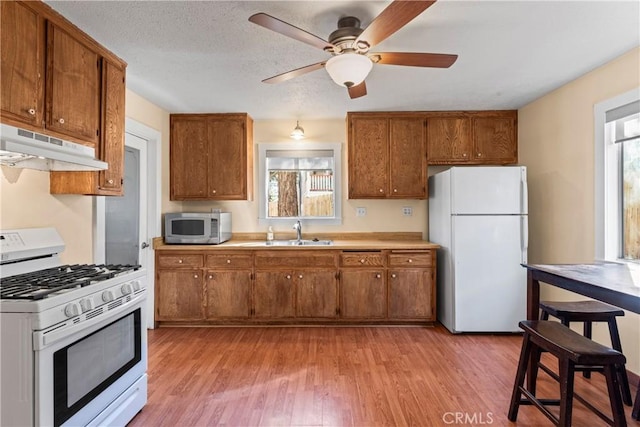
[108,179,114,184]
[462,153,467,157]
[58,118,65,124]
[226,259,231,264]
[408,259,413,263]
[391,273,397,278]
[178,259,183,264]
[28,108,36,116]
[393,189,397,193]
[212,189,217,194]
[194,274,199,279]
[298,274,303,279]
[286,274,291,279]
[208,275,213,279]
[379,189,384,193]
[375,274,381,279]
[360,259,365,264]
[477,153,482,157]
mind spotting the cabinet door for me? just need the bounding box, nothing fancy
[254,271,295,318]
[46,23,100,144]
[0,1,44,126]
[348,116,388,198]
[472,116,517,163]
[427,117,472,163]
[208,118,247,199]
[388,269,435,319]
[170,116,209,199]
[98,60,125,194]
[339,270,386,318]
[296,270,338,318]
[389,117,427,198]
[156,270,204,321]
[205,270,251,319]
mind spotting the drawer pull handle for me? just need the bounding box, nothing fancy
[178,259,183,264]
[360,259,365,264]
[408,259,413,263]
[226,259,231,264]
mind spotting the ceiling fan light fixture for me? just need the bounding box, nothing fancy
[290,121,305,140]
[325,53,373,88]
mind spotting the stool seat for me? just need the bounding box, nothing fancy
[508,320,627,427]
[539,300,632,406]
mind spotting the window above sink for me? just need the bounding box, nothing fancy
[258,142,342,225]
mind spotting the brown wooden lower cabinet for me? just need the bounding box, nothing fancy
[155,248,436,325]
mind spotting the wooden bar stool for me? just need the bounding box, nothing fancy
[508,320,627,427]
[540,300,633,406]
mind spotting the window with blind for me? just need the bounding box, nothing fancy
[603,99,640,261]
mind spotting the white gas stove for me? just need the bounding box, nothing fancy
[0,227,148,427]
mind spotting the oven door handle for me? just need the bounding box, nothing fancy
[33,294,146,351]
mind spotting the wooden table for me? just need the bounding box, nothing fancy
[523,262,640,420]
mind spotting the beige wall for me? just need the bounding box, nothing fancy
[518,47,640,374]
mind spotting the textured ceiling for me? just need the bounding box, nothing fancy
[45,1,640,120]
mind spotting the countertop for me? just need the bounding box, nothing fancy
[153,232,439,251]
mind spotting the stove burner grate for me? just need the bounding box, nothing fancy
[0,264,141,300]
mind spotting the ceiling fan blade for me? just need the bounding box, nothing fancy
[262,61,327,84]
[348,81,367,99]
[374,52,457,68]
[249,13,334,51]
[355,1,437,49]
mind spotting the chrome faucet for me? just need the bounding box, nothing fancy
[293,220,302,242]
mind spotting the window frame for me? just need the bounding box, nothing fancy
[257,142,343,226]
[594,87,640,262]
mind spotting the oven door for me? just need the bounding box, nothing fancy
[33,295,147,427]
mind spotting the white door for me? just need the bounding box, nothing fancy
[451,166,527,215]
[105,134,148,268]
[451,215,527,332]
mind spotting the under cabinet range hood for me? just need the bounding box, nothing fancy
[0,124,108,171]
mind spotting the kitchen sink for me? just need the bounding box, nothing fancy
[265,239,333,246]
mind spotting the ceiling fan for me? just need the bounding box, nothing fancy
[248,0,458,99]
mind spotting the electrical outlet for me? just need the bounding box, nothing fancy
[356,207,367,217]
[402,207,413,216]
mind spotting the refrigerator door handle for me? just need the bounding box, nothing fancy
[521,168,529,215]
[521,215,529,263]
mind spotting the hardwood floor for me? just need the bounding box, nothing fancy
[129,324,638,426]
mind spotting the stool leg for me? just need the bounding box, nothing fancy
[603,363,627,427]
[583,321,593,379]
[558,358,575,427]
[632,381,640,420]
[607,319,633,406]
[508,332,532,421]
[541,310,549,321]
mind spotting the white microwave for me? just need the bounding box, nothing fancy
[164,211,231,244]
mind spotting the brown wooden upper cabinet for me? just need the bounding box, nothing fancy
[1,0,128,196]
[347,113,427,199]
[170,113,254,201]
[426,111,518,165]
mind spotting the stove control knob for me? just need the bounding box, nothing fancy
[121,283,133,295]
[79,298,94,313]
[102,290,115,303]
[64,302,81,318]
[131,280,142,292]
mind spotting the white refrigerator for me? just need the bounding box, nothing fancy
[428,166,528,333]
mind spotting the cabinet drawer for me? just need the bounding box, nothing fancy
[388,252,433,267]
[255,251,337,268]
[158,253,203,268]
[206,254,253,269]
[340,252,385,267]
